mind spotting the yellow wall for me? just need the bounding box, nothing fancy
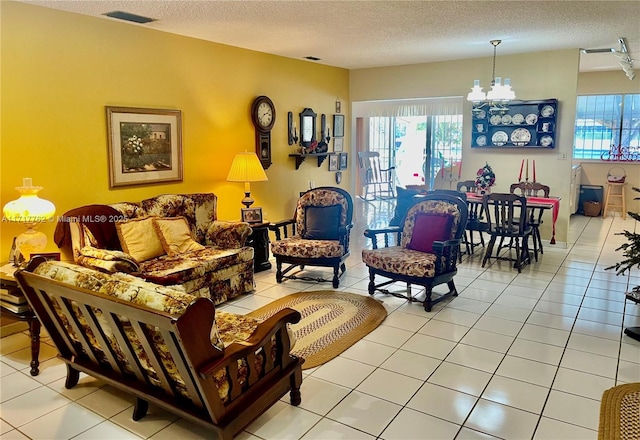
[0,2,350,258]
[350,49,581,245]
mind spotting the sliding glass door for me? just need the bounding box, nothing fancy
[366,113,462,189]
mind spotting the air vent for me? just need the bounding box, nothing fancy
[104,11,155,24]
[304,56,321,61]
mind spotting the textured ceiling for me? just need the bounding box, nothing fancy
[21,0,640,73]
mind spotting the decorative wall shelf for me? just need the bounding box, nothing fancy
[472,98,558,149]
[289,153,330,170]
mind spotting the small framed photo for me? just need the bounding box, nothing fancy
[328,154,339,171]
[333,114,345,137]
[106,106,183,188]
[241,207,263,224]
[333,137,344,152]
[339,152,348,170]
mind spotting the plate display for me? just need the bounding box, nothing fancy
[474,109,486,119]
[489,115,502,125]
[476,135,487,147]
[540,105,555,117]
[525,113,538,125]
[512,114,525,125]
[501,114,512,125]
[510,128,531,145]
[540,135,553,147]
[491,131,508,146]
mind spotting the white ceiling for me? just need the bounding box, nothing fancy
[21,0,640,74]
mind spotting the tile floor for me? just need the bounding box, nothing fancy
[1,197,639,439]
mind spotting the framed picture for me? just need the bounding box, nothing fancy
[242,207,263,224]
[339,152,348,170]
[333,137,344,152]
[106,106,183,188]
[328,154,339,171]
[333,114,345,137]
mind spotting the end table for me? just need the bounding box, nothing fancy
[1,263,41,376]
[247,222,272,272]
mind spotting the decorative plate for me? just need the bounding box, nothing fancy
[474,109,486,119]
[476,135,487,147]
[512,113,525,125]
[489,115,502,125]
[540,135,553,147]
[540,105,555,117]
[491,131,508,146]
[525,113,538,125]
[510,128,531,145]
[501,114,512,125]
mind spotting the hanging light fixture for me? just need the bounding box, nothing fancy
[467,40,516,114]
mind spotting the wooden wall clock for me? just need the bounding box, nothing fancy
[251,95,275,169]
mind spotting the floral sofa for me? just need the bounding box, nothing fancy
[16,259,302,440]
[54,193,255,305]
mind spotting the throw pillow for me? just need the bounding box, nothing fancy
[153,217,205,256]
[408,212,454,254]
[115,217,165,263]
[389,186,428,226]
[303,205,342,240]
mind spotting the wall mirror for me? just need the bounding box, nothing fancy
[299,108,317,148]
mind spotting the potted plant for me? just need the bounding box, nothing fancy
[606,186,640,341]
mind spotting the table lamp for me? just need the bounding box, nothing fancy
[3,178,56,265]
[226,152,268,208]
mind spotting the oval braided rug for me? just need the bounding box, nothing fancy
[598,382,640,440]
[248,291,387,369]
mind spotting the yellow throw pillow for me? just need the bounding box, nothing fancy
[153,217,204,256]
[115,217,165,263]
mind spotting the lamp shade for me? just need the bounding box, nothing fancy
[3,178,56,223]
[226,152,268,183]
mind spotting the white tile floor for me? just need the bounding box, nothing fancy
[1,198,639,439]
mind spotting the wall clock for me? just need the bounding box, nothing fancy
[251,95,275,169]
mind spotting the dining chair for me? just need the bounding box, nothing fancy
[482,193,533,273]
[509,182,550,258]
[456,180,488,258]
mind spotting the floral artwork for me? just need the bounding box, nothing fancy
[107,107,183,187]
[475,162,496,189]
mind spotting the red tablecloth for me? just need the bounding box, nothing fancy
[527,197,560,244]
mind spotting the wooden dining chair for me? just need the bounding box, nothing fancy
[509,182,550,258]
[456,180,488,258]
[482,193,533,272]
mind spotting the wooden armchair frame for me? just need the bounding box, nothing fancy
[363,194,468,312]
[269,187,354,288]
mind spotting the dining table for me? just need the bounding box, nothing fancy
[465,192,561,244]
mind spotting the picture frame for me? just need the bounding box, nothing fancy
[333,137,344,152]
[339,152,348,170]
[242,207,263,224]
[106,106,183,188]
[328,154,339,171]
[333,114,345,137]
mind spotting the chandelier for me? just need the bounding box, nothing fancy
[467,40,516,114]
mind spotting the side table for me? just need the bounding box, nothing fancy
[1,263,41,376]
[248,222,272,272]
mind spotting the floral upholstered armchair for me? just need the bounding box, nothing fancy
[269,187,353,288]
[362,193,468,312]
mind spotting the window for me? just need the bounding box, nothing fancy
[573,94,640,160]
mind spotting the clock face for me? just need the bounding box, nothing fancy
[257,102,273,127]
[252,96,275,132]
